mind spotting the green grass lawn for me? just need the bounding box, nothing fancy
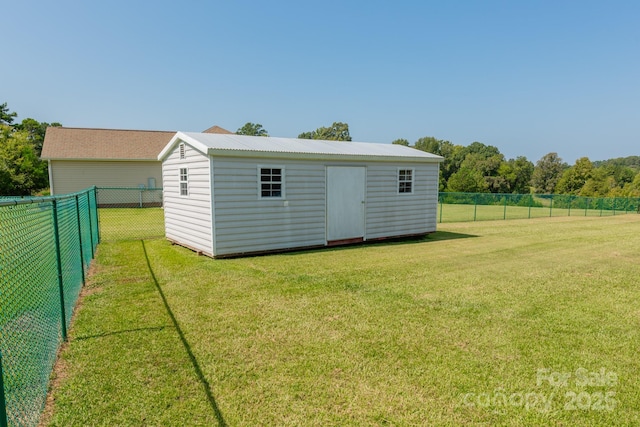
[43,215,640,426]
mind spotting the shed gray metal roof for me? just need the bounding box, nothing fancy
[159,132,443,163]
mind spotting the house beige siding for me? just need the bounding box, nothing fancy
[211,158,327,256]
[162,144,213,255]
[49,160,161,194]
[365,163,439,239]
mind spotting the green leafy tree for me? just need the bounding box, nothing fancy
[438,142,462,186]
[610,165,636,186]
[414,136,444,153]
[497,156,534,194]
[579,167,615,197]
[0,125,49,195]
[391,138,409,146]
[236,122,268,136]
[446,166,488,193]
[556,157,593,195]
[450,144,505,193]
[593,156,640,170]
[15,118,62,155]
[621,172,640,197]
[458,141,502,163]
[0,103,58,195]
[412,137,460,189]
[0,102,17,125]
[531,152,566,194]
[298,122,351,141]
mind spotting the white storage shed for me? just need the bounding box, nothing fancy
[158,132,443,258]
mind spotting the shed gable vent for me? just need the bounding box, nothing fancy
[179,143,185,160]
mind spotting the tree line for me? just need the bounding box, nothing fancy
[240,121,640,198]
[390,136,640,197]
[1,105,638,198]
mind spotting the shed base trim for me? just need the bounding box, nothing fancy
[167,239,214,258]
[166,231,435,259]
[326,237,364,246]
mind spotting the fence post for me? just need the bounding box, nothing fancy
[94,187,101,244]
[52,199,68,341]
[549,195,553,217]
[86,191,95,259]
[528,195,532,219]
[0,353,7,427]
[613,198,617,216]
[439,194,443,223]
[75,195,86,286]
[599,198,604,216]
[568,195,572,217]
[473,193,478,221]
[503,195,507,220]
[585,198,588,216]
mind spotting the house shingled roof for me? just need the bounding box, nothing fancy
[202,125,234,134]
[41,125,233,160]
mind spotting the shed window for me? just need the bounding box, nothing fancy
[398,169,413,194]
[260,168,283,198]
[179,168,188,196]
[179,143,186,160]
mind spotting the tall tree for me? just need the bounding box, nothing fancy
[556,157,593,195]
[579,167,614,197]
[15,118,62,156]
[0,125,49,195]
[497,156,534,194]
[414,136,445,153]
[0,102,17,125]
[446,166,488,193]
[412,137,460,189]
[622,173,640,197]
[298,122,351,141]
[236,122,268,136]
[391,138,409,146]
[531,152,566,194]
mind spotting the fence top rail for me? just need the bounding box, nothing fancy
[96,187,163,191]
[0,187,96,208]
[440,191,640,200]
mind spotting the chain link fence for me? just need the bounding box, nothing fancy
[83,189,640,243]
[438,192,640,223]
[0,188,98,427]
[95,188,164,241]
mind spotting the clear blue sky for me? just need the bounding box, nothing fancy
[3,0,639,163]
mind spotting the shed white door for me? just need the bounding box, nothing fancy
[326,166,366,242]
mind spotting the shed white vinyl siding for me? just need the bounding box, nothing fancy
[49,160,161,195]
[211,158,326,256]
[162,143,213,255]
[365,163,439,239]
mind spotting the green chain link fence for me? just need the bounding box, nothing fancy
[438,192,640,223]
[2,186,639,425]
[0,188,98,427]
[95,188,164,241]
[74,189,640,243]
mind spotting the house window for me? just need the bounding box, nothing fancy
[260,167,283,198]
[398,169,413,194]
[179,143,186,160]
[180,168,188,196]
